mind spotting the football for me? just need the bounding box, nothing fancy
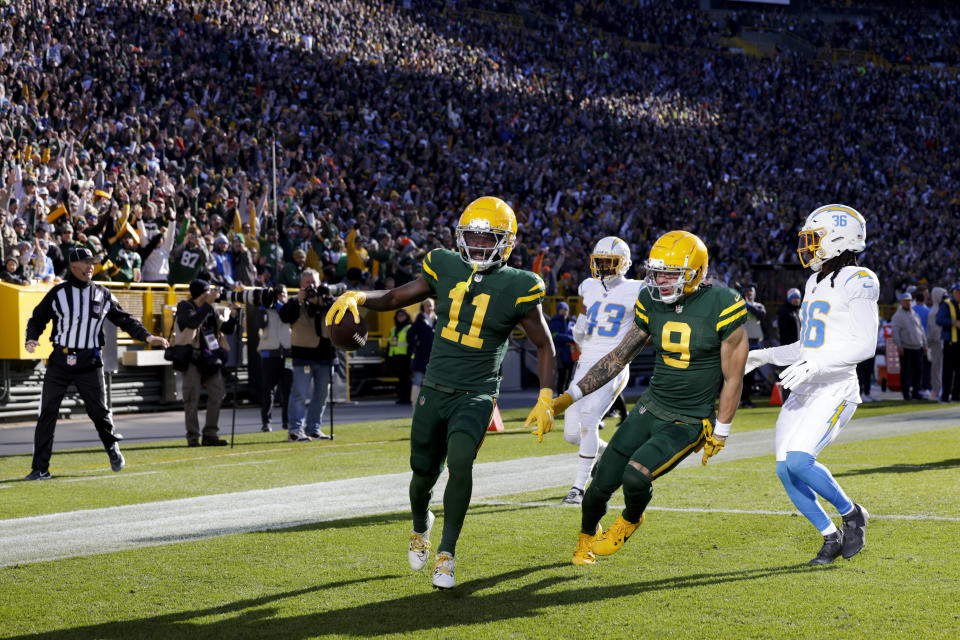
[328,313,368,351]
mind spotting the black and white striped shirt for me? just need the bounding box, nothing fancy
[26,275,150,350]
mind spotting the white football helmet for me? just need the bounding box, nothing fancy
[797,204,866,272]
[590,236,631,282]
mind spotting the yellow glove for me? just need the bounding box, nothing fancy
[694,419,728,466]
[699,434,726,466]
[551,392,574,417]
[324,291,367,325]
[524,388,554,443]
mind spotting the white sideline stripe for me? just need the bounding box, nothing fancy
[473,500,960,522]
[62,472,161,483]
[0,408,958,567]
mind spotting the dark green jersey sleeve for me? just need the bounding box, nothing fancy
[421,249,442,291]
[512,270,546,315]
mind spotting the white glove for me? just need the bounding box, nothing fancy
[744,350,767,375]
[779,360,820,390]
[572,313,589,345]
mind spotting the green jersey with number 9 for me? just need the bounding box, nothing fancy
[633,284,747,423]
[420,248,545,395]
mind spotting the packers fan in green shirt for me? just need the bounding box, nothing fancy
[547,230,749,565]
[326,197,556,590]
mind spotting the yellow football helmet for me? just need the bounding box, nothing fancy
[643,230,708,304]
[455,196,517,270]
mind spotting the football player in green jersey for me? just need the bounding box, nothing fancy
[545,230,749,565]
[326,196,556,589]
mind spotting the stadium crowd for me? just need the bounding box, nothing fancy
[1,0,958,305]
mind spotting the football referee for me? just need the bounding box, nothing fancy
[23,247,169,480]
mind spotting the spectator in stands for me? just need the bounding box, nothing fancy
[408,297,437,405]
[550,301,576,395]
[107,232,142,283]
[280,249,307,289]
[230,233,258,286]
[209,236,234,287]
[2,251,27,285]
[387,308,413,405]
[140,211,177,283]
[169,228,210,285]
[891,292,926,401]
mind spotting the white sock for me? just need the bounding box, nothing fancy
[574,455,594,490]
[821,522,839,536]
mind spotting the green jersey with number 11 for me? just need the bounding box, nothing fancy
[633,284,747,423]
[421,249,545,395]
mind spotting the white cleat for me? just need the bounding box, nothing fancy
[561,487,584,505]
[432,551,455,589]
[408,511,436,570]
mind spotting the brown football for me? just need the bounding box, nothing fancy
[328,314,368,351]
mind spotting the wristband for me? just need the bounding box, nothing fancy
[713,420,731,438]
[566,384,584,402]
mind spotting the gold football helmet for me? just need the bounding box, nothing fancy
[455,196,517,270]
[643,230,708,304]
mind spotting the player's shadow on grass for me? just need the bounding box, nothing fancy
[9,562,829,640]
[834,458,960,477]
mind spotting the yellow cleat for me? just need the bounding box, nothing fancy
[572,524,602,565]
[592,514,644,557]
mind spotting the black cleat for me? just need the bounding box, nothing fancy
[201,436,229,446]
[107,443,125,472]
[841,503,869,559]
[25,470,52,481]
[809,530,843,565]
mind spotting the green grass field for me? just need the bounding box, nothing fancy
[1,401,958,639]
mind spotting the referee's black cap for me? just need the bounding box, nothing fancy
[69,247,101,263]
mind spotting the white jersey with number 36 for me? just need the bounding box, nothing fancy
[577,277,645,366]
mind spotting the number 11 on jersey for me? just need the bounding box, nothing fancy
[441,289,490,349]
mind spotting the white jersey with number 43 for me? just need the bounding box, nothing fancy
[577,277,645,366]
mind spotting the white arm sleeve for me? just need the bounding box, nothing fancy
[751,341,802,368]
[815,297,879,376]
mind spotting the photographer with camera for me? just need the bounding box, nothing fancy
[257,285,292,432]
[278,268,345,441]
[174,279,238,447]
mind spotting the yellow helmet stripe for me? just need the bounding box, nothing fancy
[719,299,745,317]
[716,309,747,330]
